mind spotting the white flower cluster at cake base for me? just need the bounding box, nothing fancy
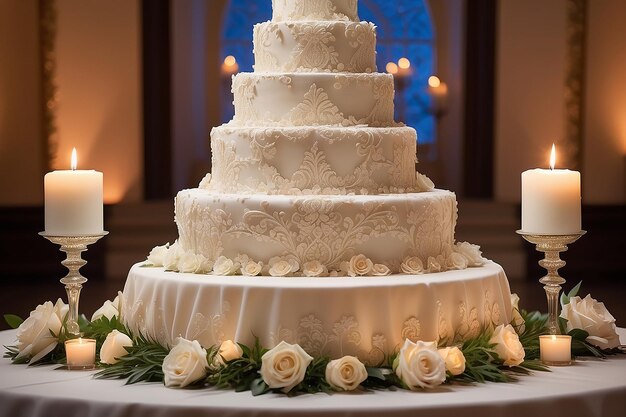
[144,240,487,278]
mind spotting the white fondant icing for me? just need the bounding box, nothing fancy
[175,188,457,272]
[271,0,359,22]
[253,21,377,73]
[209,125,417,195]
[231,72,395,127]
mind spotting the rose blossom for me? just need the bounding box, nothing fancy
[213,256,238,276]
[454,242,485,267]
[489,324,525,367]
[394,340,446,390]
[415,172,435,192]
[15,299,68,363]
[91,294,122,322]
[426,256,443,273]
[268,257,299,277]
[146,243,169,266]
[163,242,183,271]
[162,338,209,388]
[371,263,391,276]
[446,252,468,270]
[325,355,368,391]
[260,341,313,393]
[401,256,424,274]
[100,330,133,364]
[561,294,620,349]
[240,260,263,276]
[342,254,373,277]
[510,293,526,333]
[177,251,211,274]
[212,339,244,368]
[302,260,328,277]
[438,346,466,376]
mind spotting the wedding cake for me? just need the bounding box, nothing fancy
[122,0,512,362]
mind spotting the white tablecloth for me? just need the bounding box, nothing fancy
[0,329,625,417]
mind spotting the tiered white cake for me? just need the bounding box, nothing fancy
[122,0,512,361]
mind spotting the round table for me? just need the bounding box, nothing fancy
[1,329,625,417]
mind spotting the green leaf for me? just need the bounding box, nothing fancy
[4,314,23,329]
[568,281,582,299]
[250,378,269,396]
[366,366,386,381]
[568,328,589,341]
[560,292,570,306]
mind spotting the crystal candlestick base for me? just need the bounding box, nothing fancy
[39,232,108,336]
[516,230,586,335]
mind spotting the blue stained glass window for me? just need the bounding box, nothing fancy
[221,0,436,144]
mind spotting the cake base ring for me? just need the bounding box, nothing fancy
[122,261,512,362]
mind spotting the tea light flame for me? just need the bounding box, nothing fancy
[428,75,441,88]
[550,143,556,170]
[71,148,77,171]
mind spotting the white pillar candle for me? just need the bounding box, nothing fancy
[521,144,581,234]
[539,335,572,365]
[44,148,103,236]
[65,338,96,369]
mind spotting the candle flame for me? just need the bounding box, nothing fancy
[428,75,441,88]
[386,62,398,75]
[71,148,77,170]
[550,143,556,170]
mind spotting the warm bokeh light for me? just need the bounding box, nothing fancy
[428,75,441,88]
[398,57,411,69]
[386,62,398,75]
[224,55,237,66]
[71,148,77,170]
[550,143,556,169]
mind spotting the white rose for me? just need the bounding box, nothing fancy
[99,330,133,364]
[489,324,525,367]
[401,256,424,274]
[561,294,620,349]
[438,346,466,376]
[146,243,169,267]
[395,339,446,390]
[163,242,183,271]
[268,257,299,277]
[426,256,442,273]
[325,355,368,391]
[162,338,209,388]
[510,293,526,333]
[260,341,313,393]
[343,254,373,277]
[302,260,328,277]
[241,260,263,276]
[219,340,243,362]
[15,299,68,363]
[415,172,435,192]
[454,242,485,267]
[371,263,391,276]
[199,173,212,189]
[213,256,238,276]
[446,252,468,270]
[91,294,121,322]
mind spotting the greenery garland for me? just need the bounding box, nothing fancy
[3,283,622,395]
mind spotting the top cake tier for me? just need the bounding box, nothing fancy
[272,0,359,22]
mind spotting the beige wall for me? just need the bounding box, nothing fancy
[584,0,626,203]
[0,1,44,206]
[56,0,142,203]
[496,0,626,204]
[495,0,567,203]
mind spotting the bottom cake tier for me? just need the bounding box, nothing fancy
[122,261,512,363]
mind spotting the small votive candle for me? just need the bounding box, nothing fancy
[65,338,96,370]
[539,335,572,366]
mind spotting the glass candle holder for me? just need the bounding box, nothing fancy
[539,334,572,366]
[65,338,96,370]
